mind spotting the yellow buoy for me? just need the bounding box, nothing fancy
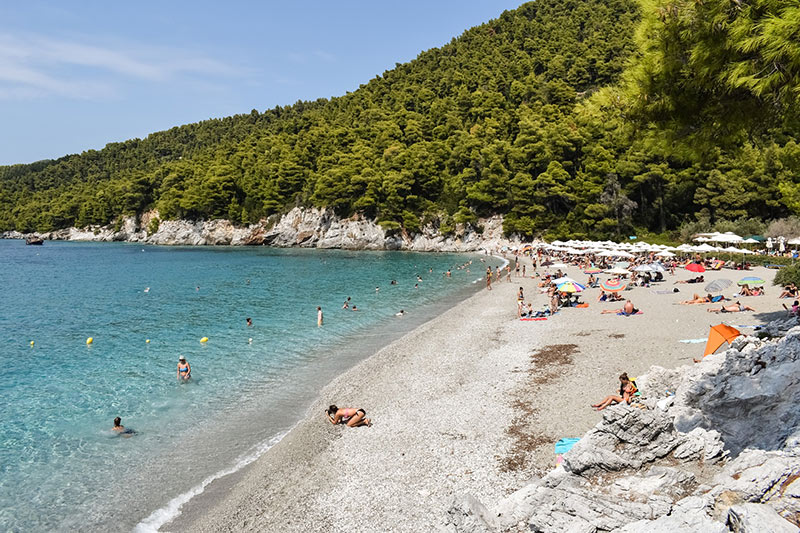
[200,337,208,343]
[86,337,93,345]
[30,340,35,347]
[145,339,150,344]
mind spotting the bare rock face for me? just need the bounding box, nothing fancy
[450,325,800,532]
[2,207,523,251]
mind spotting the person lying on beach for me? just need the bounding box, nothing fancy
[177,355,191,381]
[326,405,372,427]
[591,373,637,410]
[607,292,623,302]
[707,301,755,313]
[675,276,705,284]
[112,417,136,437]
[680,293,713,305]
[600,299,639,316]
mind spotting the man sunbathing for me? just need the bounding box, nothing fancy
[601,299,638,315]
[707,301,755,313]
[675,275,705,284]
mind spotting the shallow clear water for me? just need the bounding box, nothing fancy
[0,240,496,531]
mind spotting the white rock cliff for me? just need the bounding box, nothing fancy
[1,207,520,251]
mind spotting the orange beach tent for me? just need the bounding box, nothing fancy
[703,324,741,357]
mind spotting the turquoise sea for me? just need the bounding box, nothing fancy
[0,240,497,531]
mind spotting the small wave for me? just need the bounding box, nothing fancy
[134,427,292,532]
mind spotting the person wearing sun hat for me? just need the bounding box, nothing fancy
[177,355,191,381]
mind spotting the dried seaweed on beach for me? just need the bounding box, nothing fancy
[501,345,579,473]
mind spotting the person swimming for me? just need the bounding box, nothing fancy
[246,317,253,327]
[112,417,136,437]
[177,355,191,381]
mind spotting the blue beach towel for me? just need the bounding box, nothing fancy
[554,438,580,455]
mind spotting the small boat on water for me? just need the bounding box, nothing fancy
[25,236,44,245]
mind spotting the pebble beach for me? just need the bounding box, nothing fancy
[166,262,787,532]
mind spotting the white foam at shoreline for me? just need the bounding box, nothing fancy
[134,427,293,533]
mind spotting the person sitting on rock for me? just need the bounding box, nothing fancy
[591,373,637,410]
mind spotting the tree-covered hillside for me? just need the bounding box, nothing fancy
[1,0,799,240]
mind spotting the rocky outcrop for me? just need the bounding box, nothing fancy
[0,208,521,251]
[447,322,800,532]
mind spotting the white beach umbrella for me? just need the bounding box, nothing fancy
[656,251,676,257]
[615,251,635,258]
[633,264,655,272]
[742,238,760,244]
[693,236,710,242]
[694,243,718,252]
[648,263,667,272]
[788,237,800,245]
[605,267,631,275]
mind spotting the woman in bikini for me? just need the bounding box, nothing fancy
[177,355,191,381]
[591,373,637,410]
[327,405,372,427]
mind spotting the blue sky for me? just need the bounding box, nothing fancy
[0,1,523,165]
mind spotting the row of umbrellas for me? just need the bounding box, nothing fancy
[551,272,765,295]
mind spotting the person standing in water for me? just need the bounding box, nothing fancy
[317,306,323,326]
[177,355,191,381]
[246,317,253,327]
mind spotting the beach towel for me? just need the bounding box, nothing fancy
[520,317,547,321]
[710,295,724,303]
[554,438,580,454]
[652,289,680,294]
[575,303,589,308]
[617,311,643,316]
[679,338,706,344]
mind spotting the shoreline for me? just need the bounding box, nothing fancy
[163,262,787,532]
[132,254,504,532]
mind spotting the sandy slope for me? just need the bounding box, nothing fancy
[166,263,786,532]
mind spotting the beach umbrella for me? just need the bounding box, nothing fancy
[694,243,719,253]
[584,268,603,274]
[648,263,667,272]
[600,279,627,292]
[686,263,706,273]
[604,267,631,276]
[633,264,655,272]
[704,279,732,293]
[557,281,586,293]
[552,276,578,285]
[656,251,676,257]
[738,276,765,286]
[703,324,741,357]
